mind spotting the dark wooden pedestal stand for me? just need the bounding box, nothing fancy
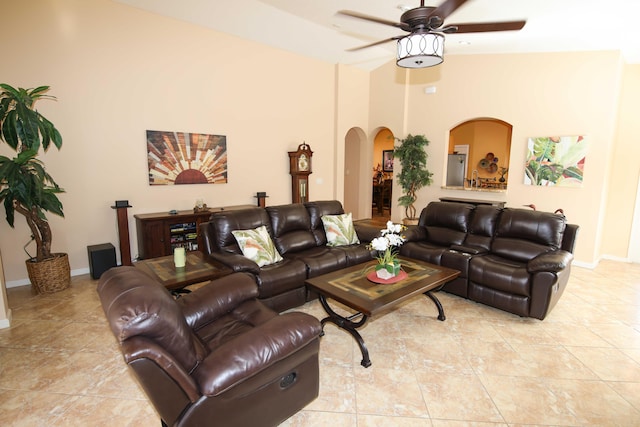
[111,200,133,266]
[255,192,268,208]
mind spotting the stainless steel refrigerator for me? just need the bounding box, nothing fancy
[446,154,466,186]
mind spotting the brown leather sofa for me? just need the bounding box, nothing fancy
[98,266,322,427]
[401,201,579,320]
[201,200,372,312]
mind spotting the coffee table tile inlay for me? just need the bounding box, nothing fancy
[305,257,460,367]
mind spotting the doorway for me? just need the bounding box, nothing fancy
[372,128,394,221]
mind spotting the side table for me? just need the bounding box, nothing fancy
[134,251,232,292]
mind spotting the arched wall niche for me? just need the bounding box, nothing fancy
[447,117,512,191]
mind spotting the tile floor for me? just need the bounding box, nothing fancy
[1,259,639,426]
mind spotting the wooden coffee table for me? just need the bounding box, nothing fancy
[305,257,460,367]
[134,251,232,292]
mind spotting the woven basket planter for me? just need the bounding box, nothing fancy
[25,253,71,294]
[402,218,419,226]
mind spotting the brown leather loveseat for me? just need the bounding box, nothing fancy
[401,201,579,320]
[98,266,322,427]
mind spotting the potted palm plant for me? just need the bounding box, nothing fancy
[0,84,69,293]
[394,134,433,225]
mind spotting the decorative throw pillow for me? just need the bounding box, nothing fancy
[231,225,283,267]
[321,213,360,247]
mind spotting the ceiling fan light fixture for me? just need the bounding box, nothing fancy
[397,32,444,68]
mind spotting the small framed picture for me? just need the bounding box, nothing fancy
[382,150,394,172]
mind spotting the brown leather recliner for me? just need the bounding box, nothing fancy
[97,266,322,427]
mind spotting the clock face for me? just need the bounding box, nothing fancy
[298,154,309,171]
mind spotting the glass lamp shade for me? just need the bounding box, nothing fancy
[397,32,444,68]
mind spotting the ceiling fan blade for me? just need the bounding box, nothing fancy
[428,0,469,21]
[448,20,526,33]
[338,10,411,31]
[346,36,403,52]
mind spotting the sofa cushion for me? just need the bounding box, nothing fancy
[321,213,360,247]
[305,200,345,245]
[492,208,566,262]
[462,205,502,251]
[420,202,473,246]
[267,204,317,255]
[232,225,283,267]
[206,207,273,255]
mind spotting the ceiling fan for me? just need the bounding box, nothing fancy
[338,0,526,68]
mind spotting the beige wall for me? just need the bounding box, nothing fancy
[335,64,370,218]
[1,0,639,294]
[372,51,626,265]
[602,64,640,257]
[0,0,354,283]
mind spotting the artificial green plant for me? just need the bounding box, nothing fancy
[394,134,433,220]
[0,84,65,261]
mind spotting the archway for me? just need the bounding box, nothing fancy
[372,128,395,220]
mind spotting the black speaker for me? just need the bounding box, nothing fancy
[87,243,117,279]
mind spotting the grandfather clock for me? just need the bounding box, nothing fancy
[288,142,313,204]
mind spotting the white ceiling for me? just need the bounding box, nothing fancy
[114,0,640,70]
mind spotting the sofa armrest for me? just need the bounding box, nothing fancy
[449,244,488,255]
[193,312,322,396]
[179,272,259,329]
[402,225,427,242]
[528,250,574,273]
[353,222,382,243]
[208,252,261,275]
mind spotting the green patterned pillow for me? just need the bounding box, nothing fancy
[231,225,283,267]
[321,213,360,247]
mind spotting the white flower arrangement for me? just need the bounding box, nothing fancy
[367,221,406,275]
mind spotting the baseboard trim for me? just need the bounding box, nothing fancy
[6,267,92,289]
[0,309,12,329]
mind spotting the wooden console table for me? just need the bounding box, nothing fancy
[439,197,506,208]
[135,205,253,259]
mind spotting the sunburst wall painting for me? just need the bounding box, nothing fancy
[147,130,227,185]
[524,136,587,187]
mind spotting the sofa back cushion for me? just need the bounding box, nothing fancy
[267,204,317,255]
[463,205,502,251]
[492,208,567,262]
[205,207,273,255]
[419,202,474,246]
[305,200,345,245]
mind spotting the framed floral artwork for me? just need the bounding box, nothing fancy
[524,136,587,187]
[146,130,227,185]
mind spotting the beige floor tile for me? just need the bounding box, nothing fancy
[354,367,429,417]
[405,334,475,376]
[479,374,580,425]
[1,259,639,426]
[50,395,159,427]
[587,321,640,348]
[415,371,504,423]
[609,381,640,412]
[0,389,76,427]
[281,410,357,426]
[544,378,640,425]
[565,346,640,381]
[306,364,356,413]
[358,413,432,426]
